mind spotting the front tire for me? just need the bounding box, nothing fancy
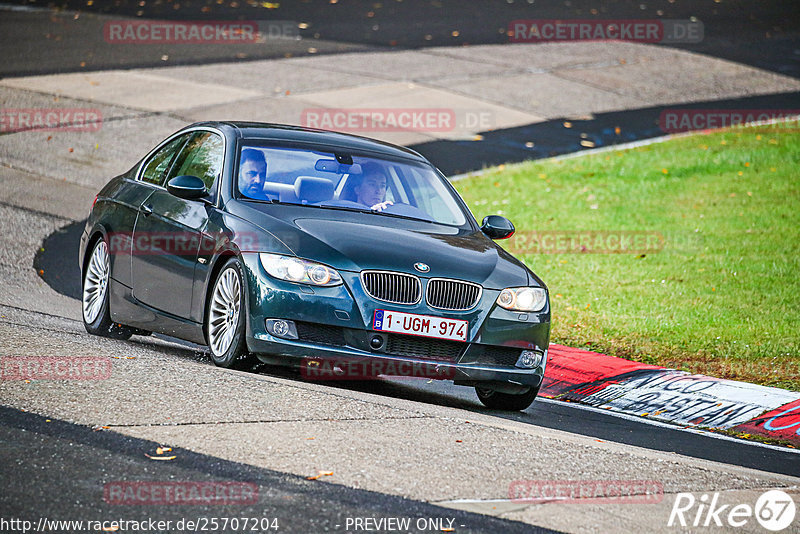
[206,258,254,370]
[82,239,132,339]
[475,385,539,411]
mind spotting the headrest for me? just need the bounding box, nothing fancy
[294,176,335,204]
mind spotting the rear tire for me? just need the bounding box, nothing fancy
[206,257,255,370]
[475,385,539,411]
[82,239,133,340]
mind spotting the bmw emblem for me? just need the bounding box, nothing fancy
[414,262,430,273]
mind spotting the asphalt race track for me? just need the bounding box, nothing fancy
[18,215,800,478]
[1,1,799,532]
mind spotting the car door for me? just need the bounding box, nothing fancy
[111,132,193,288]
[131,130,224,319]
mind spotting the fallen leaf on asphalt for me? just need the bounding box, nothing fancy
[455,440,462,443]
[145,454,176,460]
[307,470,334,480]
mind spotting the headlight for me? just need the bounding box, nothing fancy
[496,287,547,312]
[259,253,342,286]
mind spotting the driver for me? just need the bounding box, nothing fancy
[239,148,268,199]
[353,162,393,212]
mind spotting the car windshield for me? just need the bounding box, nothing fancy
[236,145,468,226]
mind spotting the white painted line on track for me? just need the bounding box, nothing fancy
[0,2,56,11]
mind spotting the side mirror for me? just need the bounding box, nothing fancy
[167,175,208,200]
[481,215,515,240]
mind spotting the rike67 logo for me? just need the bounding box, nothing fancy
[669,490,796,531]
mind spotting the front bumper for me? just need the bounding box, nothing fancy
[241,253,550,390]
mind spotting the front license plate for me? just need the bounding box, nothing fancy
[373,309,468,342]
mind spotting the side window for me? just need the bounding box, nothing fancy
[140,134,191,186]
[169,132,224,191]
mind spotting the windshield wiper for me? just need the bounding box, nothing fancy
[304,204,373,215]
[368,211,434,224]
[248,201,437,224]
[314,204,435,224]
[242,197,285,204]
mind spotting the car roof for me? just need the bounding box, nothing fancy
[185,121,428,163]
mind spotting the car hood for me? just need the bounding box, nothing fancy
[234,204,535,289]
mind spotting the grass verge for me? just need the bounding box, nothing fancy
[455,122,800,391]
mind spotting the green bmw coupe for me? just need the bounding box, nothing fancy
[80,122,550,410]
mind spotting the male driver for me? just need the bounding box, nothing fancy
[239,148,268,199]
[351,161,393,212]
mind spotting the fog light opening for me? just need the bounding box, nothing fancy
[516,350,543,369]
[265,319,298,340]
[370,335,384,350]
